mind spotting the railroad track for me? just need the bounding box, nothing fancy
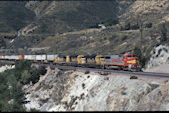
[35,62,169,78]
[0,60,169,78]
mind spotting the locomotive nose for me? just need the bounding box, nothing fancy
[134,58,139,65]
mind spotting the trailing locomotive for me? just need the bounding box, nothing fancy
[0,53,141,72]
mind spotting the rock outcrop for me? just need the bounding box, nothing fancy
[146,44,169,69]
[23,67,169,111]
[0,65,15,73]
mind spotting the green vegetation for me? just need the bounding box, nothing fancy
[90,18,119,28]
[145,23,152,28]
[130,75,138,79]
[0,1,35,32]
[159,22,167,43]
[0,60,46,112]
[28,1,122,34]
[133,47,148,68]
[121,22,140,31]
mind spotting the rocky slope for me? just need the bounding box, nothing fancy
[0,65,15,73]
[144,44,169,73]
[23,67,169,111]
[120,0,169,25]
[146,44,169,68]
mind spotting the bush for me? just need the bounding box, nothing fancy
[15,60,31,71]
[145,23,152,28]
[0,60,48,111]
[160,23,167,42]
[29,66,47,84]
[130,24,139,30]
[130,75,138,79]
[29,108,40,112]
[21,70,32,85]
[133,47,147,68]
[90,18,119,28]
[103,18,119,26]
[84,70,90,74]
[0,71,26,112]
[124,23,130,30]
[89,23,100,28]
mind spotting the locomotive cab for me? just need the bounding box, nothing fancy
[123,53,140,71]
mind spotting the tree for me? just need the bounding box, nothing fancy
[133,47,146,68]
[125,23,130,30]
[145,22,152,28]
[130,23,139,30]
[15,60,31,71]
[21,70,32,85]
[160,22,167,42]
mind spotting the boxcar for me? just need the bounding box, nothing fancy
[18,55,24,60]
[35,55,47,61]
[5,55,19,60]
[47,55,58,61]
[0,56,5,60]
[24,55,36,60]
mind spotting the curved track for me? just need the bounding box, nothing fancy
[0,60,169,78]
[38,63,169,78]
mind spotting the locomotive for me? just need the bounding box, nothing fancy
[0,53,141,72]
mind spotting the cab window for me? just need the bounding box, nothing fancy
[133,54,137,57]
[105,56,111,59]
[127,55,132,57]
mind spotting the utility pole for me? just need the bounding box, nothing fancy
[137,14,144,53]
[140,21,143,52]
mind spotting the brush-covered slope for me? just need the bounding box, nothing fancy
[19,1,127,35]
[2,0,169,65]
[0,1,35,33]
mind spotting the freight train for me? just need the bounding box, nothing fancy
[0,53,141,72]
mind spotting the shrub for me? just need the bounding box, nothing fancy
[103,18,119,26]
[21,70,32,85]
[130,24,139,30]
[29,108,40,112]
[145,23,152,28]
[29,66,47,84]
[0,60,47,112]
[124,23,130,30]
[133,47,147,68]
[15,60,31,71]
[85,70,90,74]
[159,22,167,42]
[130,75,138,79]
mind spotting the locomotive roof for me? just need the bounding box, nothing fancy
[85,54,97,58]
[70,55,78,57]
[58,55,66,58]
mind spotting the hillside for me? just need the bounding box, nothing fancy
[0,1,35,33]
[19,1,125,35]
[0,0,169,67]
[24,67,169,111]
